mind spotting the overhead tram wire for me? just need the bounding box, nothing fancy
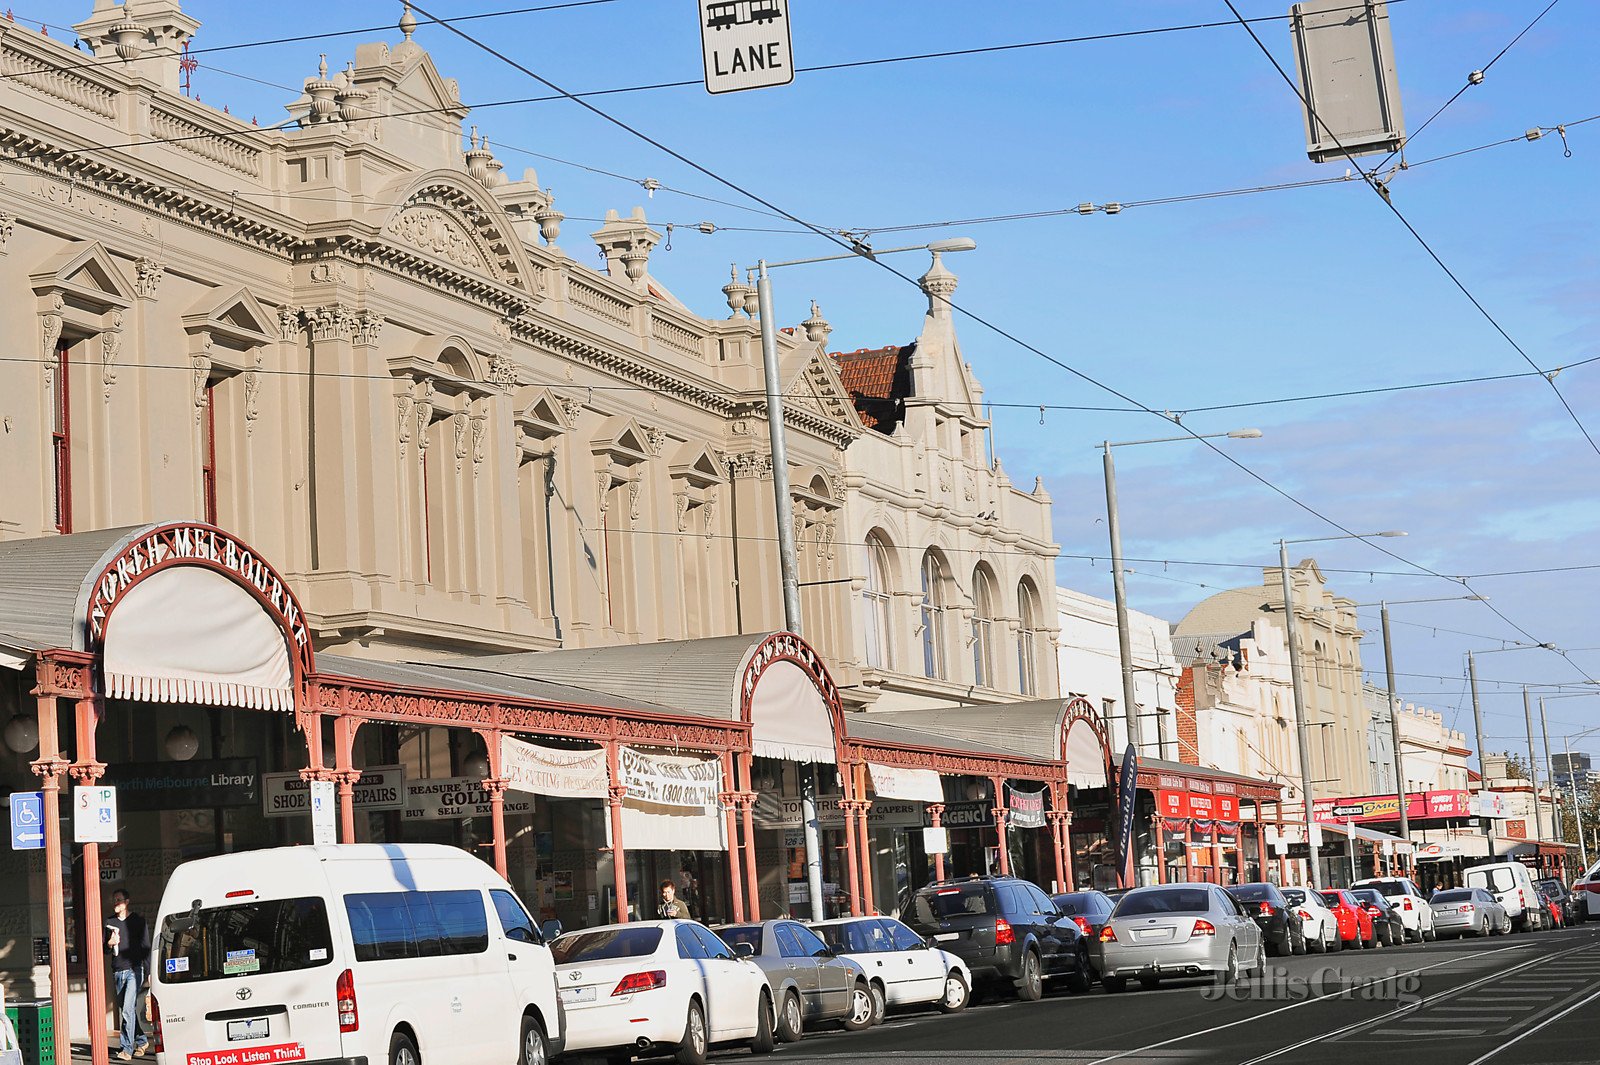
[405,1,1585,679]
[1219,0,1599,683]
[1220,0,1600,465]
[1368,0,1564,173]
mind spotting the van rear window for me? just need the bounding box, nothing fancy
[344,890,489,962]
[159,897,333,984]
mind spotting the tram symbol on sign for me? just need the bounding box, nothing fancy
[705,1,782,31]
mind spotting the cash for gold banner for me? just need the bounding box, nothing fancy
[618,746,722,809]
[500,737,609,799]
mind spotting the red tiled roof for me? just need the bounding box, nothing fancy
[831,343,914,432]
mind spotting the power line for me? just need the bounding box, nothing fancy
[1220,0,1600,467]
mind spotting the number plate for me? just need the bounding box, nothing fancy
[558,986,596,1004]
[226,1018,270,1042]
[933,933,959,942]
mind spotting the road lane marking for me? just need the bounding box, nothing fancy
[1465,984,1600,1065]
[1076,941,1532,1065]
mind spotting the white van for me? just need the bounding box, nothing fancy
[150,844,563,1065]
[1463,861,1540,931]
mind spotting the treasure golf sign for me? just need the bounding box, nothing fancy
[699,0,794,95]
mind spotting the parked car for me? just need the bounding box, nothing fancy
[1537,878,1571,926]
[1527,890,1555,930]
[151,844,565,1065]
[904,876,1092,1001]
[1464,861,1541,931]
[1098,884,1265,992]
[1227,882,1304,956]
[1352,876,1437,942]
[552,920,774,1063]
[1571,860,1600,922]
[1280,886,1339,953]
[1318,889,1376,949]
[713,920,872,1039]
[1051,890,1117,975]
[1429,887,1508,938]
[1349,888,1404,946]
[810,916,971,1016]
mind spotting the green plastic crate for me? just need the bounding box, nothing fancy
[4,1000,55,1065]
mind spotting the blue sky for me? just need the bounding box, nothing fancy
[55,0,1598,764]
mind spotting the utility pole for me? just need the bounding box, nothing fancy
[1379,602,1409,843]
[1103,443,1141,755]
[1522,687,1543,842]
[755,261,823,921]
[1540,696,1567,873]
[1466,652,1496,857]
[1562,734,1591,873]
[1278,541,1321,890]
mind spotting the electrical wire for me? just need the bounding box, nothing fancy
[1220,0,1600,469]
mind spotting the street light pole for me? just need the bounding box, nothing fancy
[752,237,977,922]
[1102,442,1140,755]
[1562,733,1591,872]
[1522,687,1544,842]
[1466,652,1496,857]
[1379,602,1409,844]
[1100,428,1260,755]
[1278,539,1321,890]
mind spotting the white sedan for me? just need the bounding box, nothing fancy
[551,920,775,1064]
[810,915,972,1015]
[1281,886,1340,953]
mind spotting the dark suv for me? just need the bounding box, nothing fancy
[904,876,1091,1000]
[1228,882,1305,956]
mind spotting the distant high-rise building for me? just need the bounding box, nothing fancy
[1553,751,1597,793]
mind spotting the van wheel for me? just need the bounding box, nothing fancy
[676,1001,708,1065]
[389,1032,420,1065]
[777,991,803,1042]
[749,992,775,1055]
[518,1017,548,1065]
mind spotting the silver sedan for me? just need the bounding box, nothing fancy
[1429,887,1509,938]
[1099,883,1265,992]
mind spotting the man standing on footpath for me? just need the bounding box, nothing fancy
[657,879,694,920]
[105,888,151,1061]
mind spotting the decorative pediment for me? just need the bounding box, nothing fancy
[376,171,534,294]
[182,287,275,357]
[670,441,727,489]
[514,386,573,442]
[591,415,652,468]
[794,349,860,427]
[30,240,134,312]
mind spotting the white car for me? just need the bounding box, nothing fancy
[152,844,563,1065]
[551,920,774,1063]
[1572,859,1600,921]
[1352,877,1437,942]
[1280,886,1340,953]
[810,916,972,1015]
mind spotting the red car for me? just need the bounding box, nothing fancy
[1318,889,1377,949]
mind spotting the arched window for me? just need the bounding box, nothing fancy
[1313,640,1328,686]
[919,550,948,680]
[1017,578,1041,696]
[971,566,996,687]
[862,533,894,670]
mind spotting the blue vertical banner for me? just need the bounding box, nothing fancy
[1113,745,1139,888]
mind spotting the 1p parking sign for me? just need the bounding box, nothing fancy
[74,785,118,844]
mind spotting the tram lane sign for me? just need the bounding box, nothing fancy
[699,0,794,95]
[9,791,45,850]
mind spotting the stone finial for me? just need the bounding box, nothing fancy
[721,264,751,319]
[394,2,423,63]
[590,207,661,292]
[742,270,760,318]
[305,54,338,123]
[920,250,958,317]
[802,299,831,343]
[400,2,418,40]
[74,0,199,93]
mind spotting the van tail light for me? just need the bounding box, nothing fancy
[1257,902,1273,917]
[611,970,667,996]
[994,918,1015,946]
[1192,919,1216,937]
[1099,925,1117,943]
[337,968,359,1033]
[148,993,163,1053]
[1071,916,1093,936]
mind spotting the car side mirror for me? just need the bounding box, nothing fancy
[813,948,834,959]
[733,942,755,959]
[539,919,564,942]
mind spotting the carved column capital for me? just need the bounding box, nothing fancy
[134,257,166,300]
